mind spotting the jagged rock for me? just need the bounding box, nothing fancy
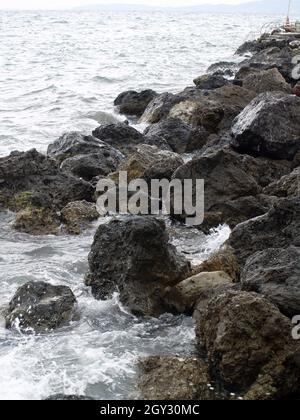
[85,216,191,317]
[47,132,116,163]
[0,149,94,213]
[231,92,300,160]
[242,68,291,94]
[193,74,230,90]
[196,290,300,399]
[61,201,99,235]
[5,281,77,333]
[192,245,240,283]
[144,118,209,153]
[60,150,123,181]
[13,207,60,236]
[206,61,239,78]
[263,167,300,197]
[137,356,220,400]
[139,93,182,124]
[172,149,259,228]
[228,197,300,266]
[114,89,158,116]
[92,123,146,155]
[241,247,300,318]
[163,271,233,315]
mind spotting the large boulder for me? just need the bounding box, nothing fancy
[144,118,209,154]
[137,356,219,400]
[114,89,158,117]
[5,281,77,333]
[85,216,191,316]
[139,93,182,124]
[231,92,300,160]
[228,197,300,266]
[0,149,94,213]
[242,68,291,94]
[196,290,300,399]
[112,144,183,183]
[13,207,60,236]
[163,271,233,315]
[92,123,146,155]
[241,247,300,318]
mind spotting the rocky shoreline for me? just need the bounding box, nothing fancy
[1,31,300,400]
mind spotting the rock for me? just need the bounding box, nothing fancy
[114,89,158,117]
[206,61,239,78]
[241,246,300,318]
[61,201,99,235]
[172,149,259,228]
[47,132,116,163]
[170,85,255,132]
[0,149,94,213]
[85,216,191,317]
[242,68,292,94]
[292,81,300,97]
[193,74,230,90]
[45,395,94,400]
[196,290,300,398]
[60,150,123,181]
[228,197,300,266]
[144,118,209,154]
[231,92,300,160]
[164,271,233,315]
[192,246,241,283]
[5,281,77,333]
[112,144,184,183]
[241,46,299,84]
[137,356,220,400]
[139,93,181,124]
[263,167,300,197]
[92,123,146,156]
[13,207,60,236]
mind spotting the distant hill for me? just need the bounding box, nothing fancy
[75,1,300,14]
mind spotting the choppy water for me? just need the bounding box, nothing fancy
[0,10,280,400]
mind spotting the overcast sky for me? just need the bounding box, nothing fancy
[0,0,253,10]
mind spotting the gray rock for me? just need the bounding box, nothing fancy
[193,73,230,90]
[242,68,291,94]
[114,89,158,117]
[5,281,77,333]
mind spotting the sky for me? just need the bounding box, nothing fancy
[0,0,253,11]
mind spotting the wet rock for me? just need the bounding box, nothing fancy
[92,123,146,156]
[242,68,292,94]
[85,216,191,317]
[61,201,99,235]
[231,92,300,160]
[228,197,300,266]
[5,281,77,334]
[206,61,238,78]
[263,167,300,197]
[192,245,240,283]
[144,118,209,154]
[241,246,300,318]
[60,150,124,181]
[137,356,219,400]
[47,132,114,163]
[111,144,183,183]
[114,89,158,117]
[45,394,94,401]
[164,271,233,315]
[172,149,259,228]
[13,207,60,236]
[196,290,300,399]
[193,74,230,90]
[0,149,94,214]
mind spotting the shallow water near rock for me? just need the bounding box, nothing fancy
[0,9,282,400]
